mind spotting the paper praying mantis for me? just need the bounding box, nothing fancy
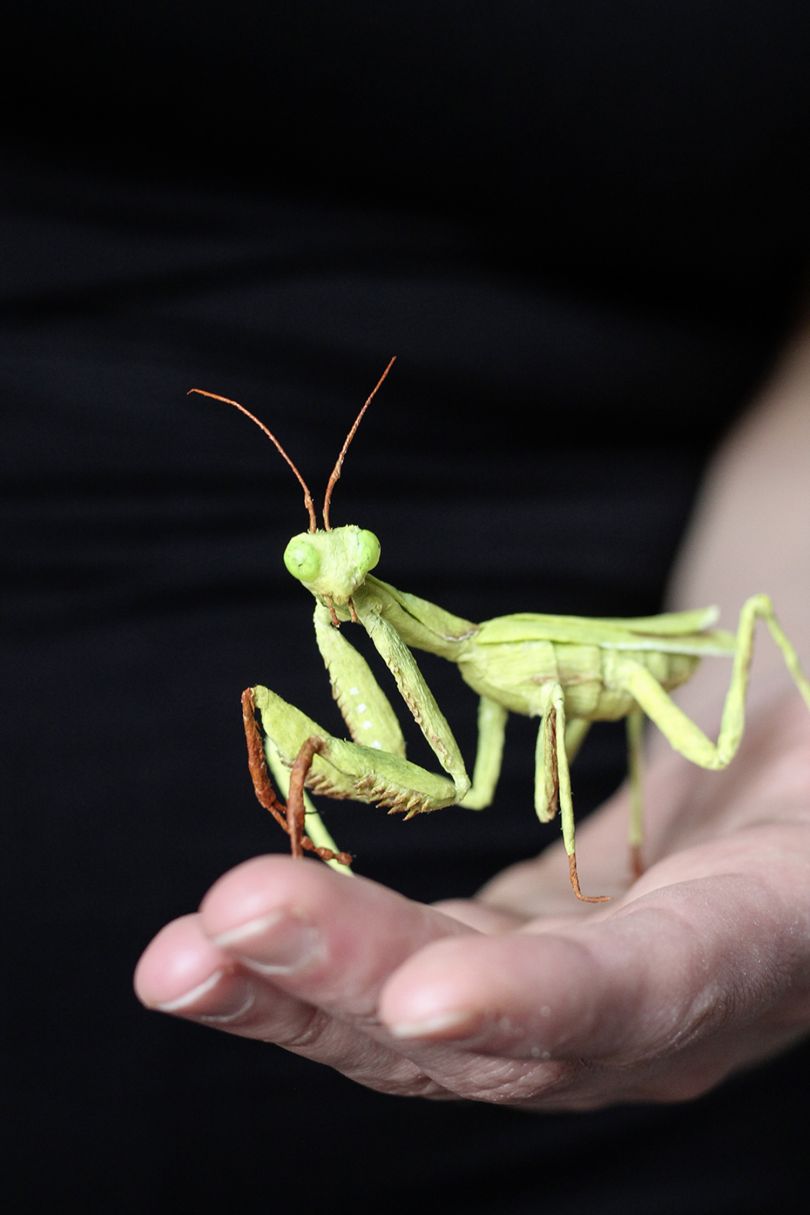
[190,359,810,901]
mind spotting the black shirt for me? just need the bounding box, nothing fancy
[3,4,809,1211]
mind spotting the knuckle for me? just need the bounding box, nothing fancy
[356,1066,453,1100]
[453,1058,578,1106]
[271,1004,334,1052]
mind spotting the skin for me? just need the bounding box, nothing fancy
[135,308,810,1110]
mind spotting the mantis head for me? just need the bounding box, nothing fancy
[283,525,380,604]
[189,357,394,617]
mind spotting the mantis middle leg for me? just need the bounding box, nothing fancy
[534,683,610,903]
[461,701,590,812]
[460,697,508,810]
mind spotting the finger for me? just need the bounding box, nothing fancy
[197,854,474,1022]
[430,897,523,932]
[135,862,571,1107]
[134,908,453,1096]
[134,913,250,1017]
[378,871,795,1075]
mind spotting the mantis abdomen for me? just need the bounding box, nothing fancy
[457,636,701,722]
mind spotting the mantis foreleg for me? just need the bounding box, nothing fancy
[250,682,459,822]
[351,601,471,801]
[241,689,353,871]
[313,604,407,755]
[246,592,482,871]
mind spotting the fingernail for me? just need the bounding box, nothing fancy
[211,910,322,975]
[153,969,256,1024]
[388,1009,477,1040]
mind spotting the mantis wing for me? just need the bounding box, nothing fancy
[477,609,736,656]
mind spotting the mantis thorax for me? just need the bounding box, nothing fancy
[284,525,380,605]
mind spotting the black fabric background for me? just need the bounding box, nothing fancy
[3,4,810,1211]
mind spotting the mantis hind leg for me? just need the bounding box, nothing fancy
[534,685,610,903]
[626,708,646,879]
[617,594,810,771]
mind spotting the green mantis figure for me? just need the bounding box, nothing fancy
[191,360,810,901]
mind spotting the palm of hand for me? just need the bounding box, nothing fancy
[135,694,810,1110]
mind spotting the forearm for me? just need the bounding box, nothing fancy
[665,304,810,720]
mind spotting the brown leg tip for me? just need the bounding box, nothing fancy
[302,838,354,867]
[630,843,645,881]
[568,853,611,904]
[288,736,328,861]
[241,688,292,838]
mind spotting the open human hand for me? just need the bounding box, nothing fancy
[134,693,810,1110]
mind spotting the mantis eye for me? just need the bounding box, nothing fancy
[356,529,381,572]
[284,538,321,582]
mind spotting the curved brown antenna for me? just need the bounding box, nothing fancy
[322,356,396,530]
[188,388,317,532]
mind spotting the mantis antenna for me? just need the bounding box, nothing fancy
[322,356,396,530]
[188,388,318,532]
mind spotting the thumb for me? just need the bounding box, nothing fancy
[379,876,787,1071]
